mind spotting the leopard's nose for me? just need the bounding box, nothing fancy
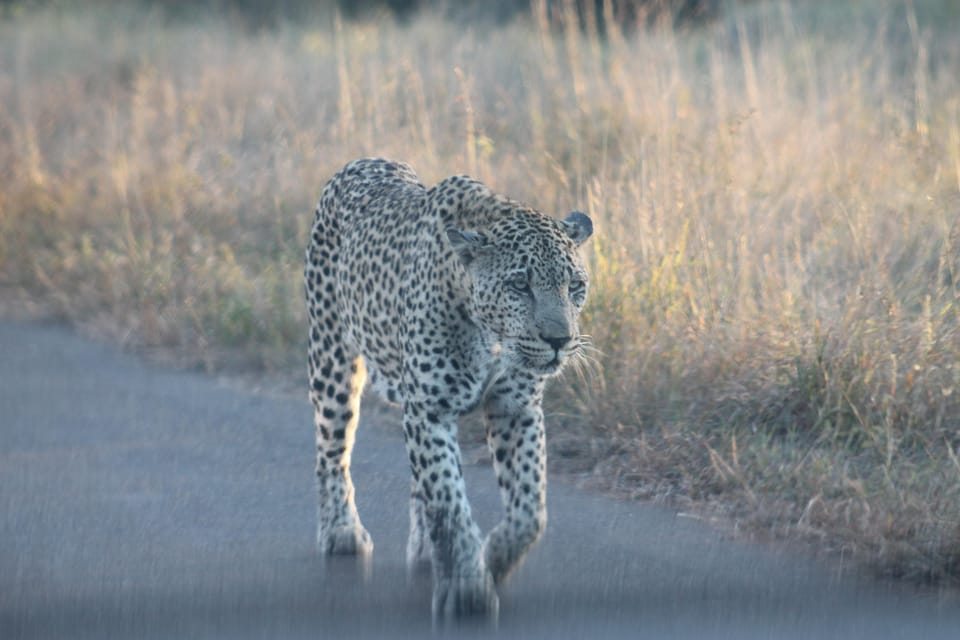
[540,334,572,352]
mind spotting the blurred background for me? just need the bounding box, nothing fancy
[0,1,723,28]
[1,0,958,587]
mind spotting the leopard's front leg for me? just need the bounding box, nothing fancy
[406,478,432,575]
[402,403,498,620]
[482,377,548,584]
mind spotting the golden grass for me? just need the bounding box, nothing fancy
[1,1,959,584]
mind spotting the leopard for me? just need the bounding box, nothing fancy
[304,157,593,620]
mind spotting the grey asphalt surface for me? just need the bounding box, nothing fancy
[1,320,957,639]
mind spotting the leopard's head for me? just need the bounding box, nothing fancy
[447,208,593,376]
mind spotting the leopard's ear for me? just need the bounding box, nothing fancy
[560,211,593,246]
[446,228,492,266]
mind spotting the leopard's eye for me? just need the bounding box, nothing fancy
[507,275,530,294]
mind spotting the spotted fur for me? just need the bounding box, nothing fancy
[305,158,593,619]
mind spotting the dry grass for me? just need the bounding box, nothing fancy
[1,1,959,585]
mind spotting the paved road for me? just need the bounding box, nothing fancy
[1,320,957,639]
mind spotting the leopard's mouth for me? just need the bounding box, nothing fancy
[540,356,563,373]
[518,345,572,375]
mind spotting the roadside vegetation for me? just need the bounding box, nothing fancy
[1,0,958,586]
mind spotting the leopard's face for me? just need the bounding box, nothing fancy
[447,210,593,375]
